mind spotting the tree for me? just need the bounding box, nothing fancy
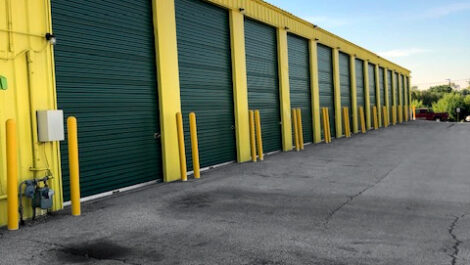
[432,93,465,121]
[429,84,452,93]
[410,99,424,109]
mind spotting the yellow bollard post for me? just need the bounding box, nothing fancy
[254,110,264,161]
[67,117,81,216]
[176,112,187,181]
[359,107,366,134]
[249,110,257,162]
[296,108,304,150]
[6,119,18,230]
[345,108,351,137]
[321,108,327,143]
[189,112,200,179]
[373,106,378,130]
[292,108,300,151]
[342,107,348,138]
[413,106,416,120]
[325,108,331,143]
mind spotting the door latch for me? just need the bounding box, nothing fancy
[154,133,161,139]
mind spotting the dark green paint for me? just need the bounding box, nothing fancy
[339,52,351,135]
[368,63,377,118]
[355,59,365,127]
[175,0,236,170]
[387,70,393,121]
[52,0,162,201]
[317,44,335,138]
[245,18,282,153]
[288,33,313,143]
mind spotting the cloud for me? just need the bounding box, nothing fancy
[378,48,432,58]
[420,2,470,19]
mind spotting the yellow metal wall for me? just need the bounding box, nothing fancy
[0,0,61,226]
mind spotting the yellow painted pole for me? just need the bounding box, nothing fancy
[254,110,264,161]
[413,106,416,120]
[249,110,257,162]
[325,108,332,143]
[189,112,200,179]
[393,106,397,125]
[292,109,300,151]
[296,108,304,150]
[345,108,351,137]
[359,106,366,134]
[67,117,81,216]
[382,106,388,127]
[176,112,187,181]
[373,106,378,130]
[342,107,348,137]
[321,108,328,143]
[6,119,18,230]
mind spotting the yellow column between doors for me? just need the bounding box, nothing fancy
[350,55,358,133]
[229,10,251,162]
[152,0,182,182]
[332,48,343,138]
[277,28,293,151]
[309,40,321,143]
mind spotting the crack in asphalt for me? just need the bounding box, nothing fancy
[448,214,466,265]
[323,167,395,227]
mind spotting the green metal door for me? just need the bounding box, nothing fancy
[339,52,351,135]
[355,59,365,128]
[400,75,405,120]
[245,18,282,153]
[288,33,312,143]
[175,0,236,170]
[394,72,398,108]
[368,63,377,121]
[387,70,393,121]
[379,67,385,110]
[52,0,162,201]
[317,44,335,138]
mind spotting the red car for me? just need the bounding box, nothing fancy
[415,108,449,121]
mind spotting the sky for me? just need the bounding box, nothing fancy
[265,0,470,90]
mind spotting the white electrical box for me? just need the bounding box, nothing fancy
[37,110,65,142]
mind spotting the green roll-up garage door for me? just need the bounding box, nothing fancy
[288,33,312,143]
[339,52,351,135]
[394,72,398,111]
[245,18,282,153]
[368,63,377,119]
[175,0,236,170]
[52,0,162,201]
[405,76,409,107]
[400,74,405,120]
[387,70,393,122]
[379,67,385,110]
[318,44,335,138]
[356,59,365,129]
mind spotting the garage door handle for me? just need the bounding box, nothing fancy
[154,133,161,139]
[231,125,235,130]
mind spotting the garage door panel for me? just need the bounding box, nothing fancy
[288,34,313,143]
[52,0,162,201]
[176,0,236,170]
[339,52,351,134]
[355,59,365,126]
[246,18,282,153]
[318,44,335,138]
[387,70,393,121]
[368,63,377,111]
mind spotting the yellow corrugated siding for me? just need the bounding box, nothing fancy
[0,0,61,227]
[206,0,410,76]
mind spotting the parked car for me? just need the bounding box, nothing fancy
[415,108,449,121]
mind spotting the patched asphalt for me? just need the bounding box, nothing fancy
[1,120,470,265]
